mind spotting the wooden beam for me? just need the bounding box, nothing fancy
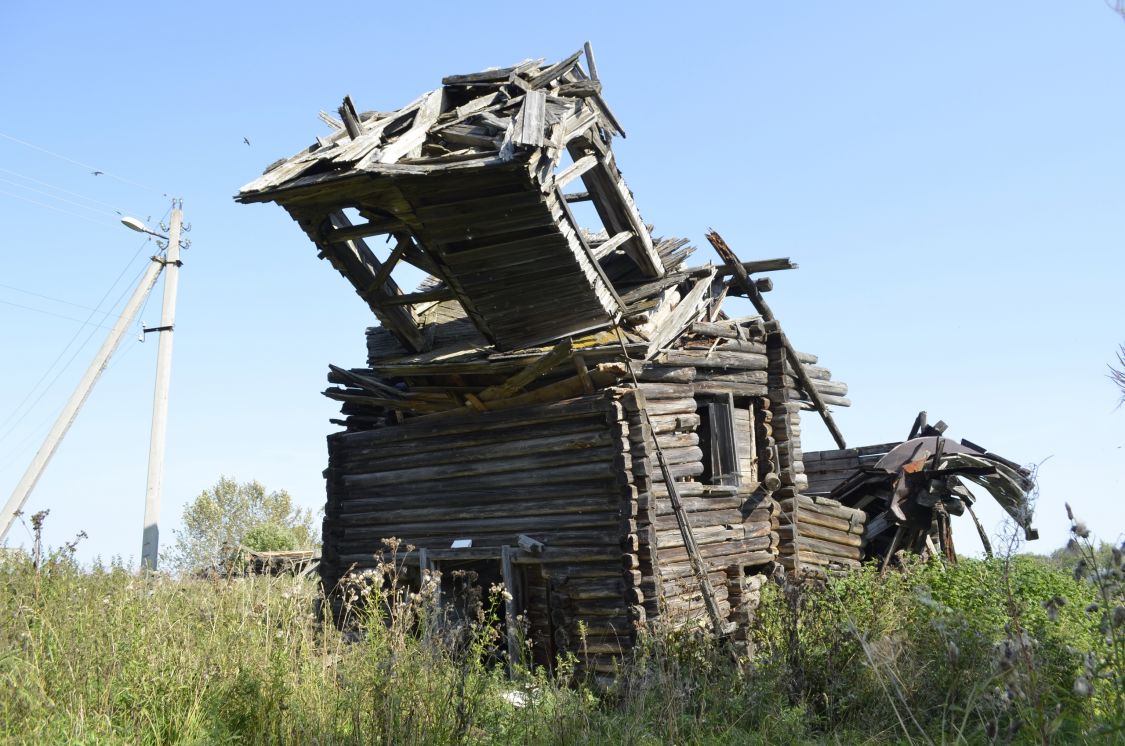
[573,353,594,394]
[526,49,584,90]
[302,209,425,352]
[706,229,846,449]
[363,235,411,295]
[552,186,629,315]
[338,95,363,140]
[567,134,662,277]
[323,217,406,243]
[478,339,573,402]
[377,287,456,306]
[583,41,599,81]
[590,230,634,261]
[728,277,773,296]
[555,154,598,190]
[716,258,798,276]
[373,89,444,164]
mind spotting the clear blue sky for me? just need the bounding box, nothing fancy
[1,2,1122,564]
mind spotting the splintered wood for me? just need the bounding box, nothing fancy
[239,48,663,351]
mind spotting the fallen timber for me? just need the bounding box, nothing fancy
[238,47,1036,680]
[807,411,1038,568]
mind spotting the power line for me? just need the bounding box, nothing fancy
[0,200,172,450]
[0,262,146,449]
[0,230,158,448]
[0,167,125,214]
[0,188,115,228]
[0,130,168,197]
[0,282,120,318]
[0,174,120,218]
[0,299,118,331]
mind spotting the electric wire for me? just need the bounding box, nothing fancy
[0,254,157,474]
[0,208,166,449]
[0,299,118,331]
[0,257,151,450]
[0,174,120,218]
[0,256,150,448]
[0,188,116,228]
[0,282,120,318]
[0,130,168,197]
[0,167,125,214]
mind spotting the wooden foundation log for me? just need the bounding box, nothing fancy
[339,425,616,468]
[776,523,863,548]
[343,460,624,494]
[777,509,863,535]
[779,496,867,525]
[778,535,862,561]
[647,413,700,434]
[658,550,775,579]
[777,552,861,570]
[337,495,622,525]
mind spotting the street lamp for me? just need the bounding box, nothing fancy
[135,204,183,570]
[120,216,169,240]
[0,201,184,560]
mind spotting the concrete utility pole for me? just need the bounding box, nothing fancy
[140,202,183,569]
[0,230,170,542]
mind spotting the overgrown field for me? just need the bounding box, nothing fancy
[1,533,1123,744]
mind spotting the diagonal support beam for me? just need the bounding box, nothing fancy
[293,208,425,352]
[478,338,573,403]
[706,229,847,449]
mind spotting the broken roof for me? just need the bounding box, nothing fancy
[235,49,847,425]
[238,48,676,351]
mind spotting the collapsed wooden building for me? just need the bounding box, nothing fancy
[237,48,1034,673]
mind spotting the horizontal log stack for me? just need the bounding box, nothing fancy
[776,495,867,571]
[803,443,901,496]
[323,391,644,674]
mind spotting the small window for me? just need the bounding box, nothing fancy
[698,393,741,488]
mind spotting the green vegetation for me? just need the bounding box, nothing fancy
[1,521,1122,744]
[166,477,316,573]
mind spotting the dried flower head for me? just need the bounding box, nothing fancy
[1041,595,1066,622]
[1073,676,1093,697]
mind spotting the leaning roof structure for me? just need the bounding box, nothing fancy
[239,50,668,351]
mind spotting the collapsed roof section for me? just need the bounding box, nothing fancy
[238,48,670,351]
[805,413,1038,567]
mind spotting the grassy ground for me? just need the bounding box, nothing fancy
[1,529,1122,744]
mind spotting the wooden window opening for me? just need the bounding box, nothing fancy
[697,392,741,488]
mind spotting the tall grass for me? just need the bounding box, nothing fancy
[1,523,1122,744]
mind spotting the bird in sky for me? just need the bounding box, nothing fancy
[91,170,103,176]
[243,137,251,147]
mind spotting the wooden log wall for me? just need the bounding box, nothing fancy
[803,442,901,495]
[776,495,867,571]
[321,391,643,673]
[321,311,856,652]
[760,329,871,573]
[622,372,777,631]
